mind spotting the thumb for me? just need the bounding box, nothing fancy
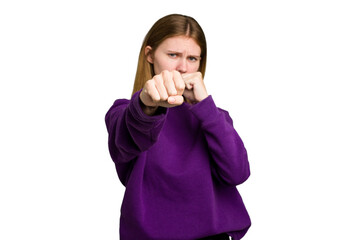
[167,95,184,106]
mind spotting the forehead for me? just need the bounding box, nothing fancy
[159,36,201,55]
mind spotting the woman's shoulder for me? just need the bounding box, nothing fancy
[112,98,131,107]
[105,98,131,120]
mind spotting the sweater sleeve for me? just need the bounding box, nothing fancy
[189,96,250,186]
[105,90,168,185]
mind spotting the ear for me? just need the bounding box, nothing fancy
[145,46,154,64]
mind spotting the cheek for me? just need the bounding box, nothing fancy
[154,60,177,74]
[188,63,201,73]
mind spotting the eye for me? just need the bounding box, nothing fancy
[168,53,177,58]
[188,56,199,62]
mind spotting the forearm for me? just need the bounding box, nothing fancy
[205,122,250,186]
[190,96,250,186]
[105,91,168,163]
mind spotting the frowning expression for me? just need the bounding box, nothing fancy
[146,36,201,75]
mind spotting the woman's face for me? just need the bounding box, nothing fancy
[146,36,201,75]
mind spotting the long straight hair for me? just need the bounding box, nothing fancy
[131,14,207,96]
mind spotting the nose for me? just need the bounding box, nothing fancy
[176,58,187,74]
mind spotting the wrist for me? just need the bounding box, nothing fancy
[139,98,158,116]
[198,93,209,102]
[139,90,158,116]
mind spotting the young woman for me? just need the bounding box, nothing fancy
[105,14,251,240]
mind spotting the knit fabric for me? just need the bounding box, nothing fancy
[105,91,251,240]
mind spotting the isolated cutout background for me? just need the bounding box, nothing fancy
[0,0,359,239]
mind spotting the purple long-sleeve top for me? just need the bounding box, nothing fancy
[105,91,251,240]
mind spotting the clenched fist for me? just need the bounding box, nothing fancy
[140,70,209,115]
[182,72,208,104]
[139,70,185,115]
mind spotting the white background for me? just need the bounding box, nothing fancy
[1,0,359,239]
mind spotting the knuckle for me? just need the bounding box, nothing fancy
[161,70,170,78]
[177,82,185,91]
[152,95,160,102]
[153,75,161,83]
[144,80,153,89]
[172,70,180,76]
[161,71,171,83]
[159,95,168,101]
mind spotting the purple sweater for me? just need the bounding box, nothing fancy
[105,91,251,240]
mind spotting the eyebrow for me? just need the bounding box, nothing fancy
[167,50,201,58]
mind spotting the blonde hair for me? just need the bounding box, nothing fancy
[131,14,207,96]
